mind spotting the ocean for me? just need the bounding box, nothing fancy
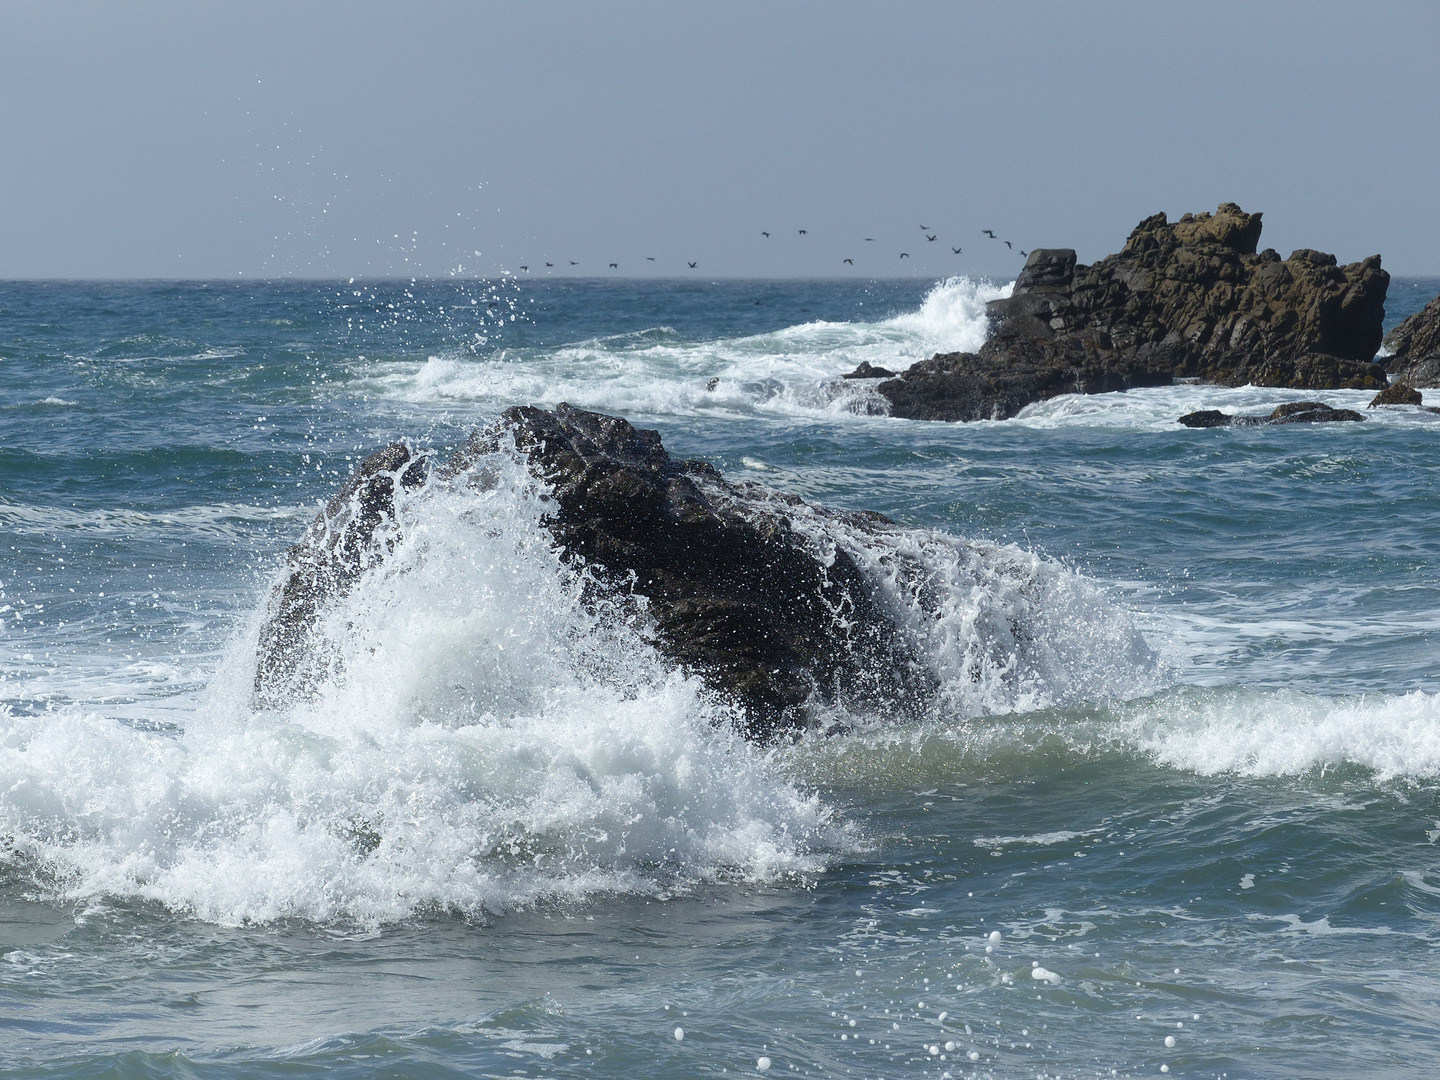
[1,274,1439,1079]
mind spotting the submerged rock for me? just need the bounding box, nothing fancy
[1265,401,1365,424]
[1176,409,1232,428]
[1177,401,1365,427]
[841,361,896,379]
[872,204,1389,422]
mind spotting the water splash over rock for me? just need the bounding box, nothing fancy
[254,404,1161,739]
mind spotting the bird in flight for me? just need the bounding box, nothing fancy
[761,231,770,237]
[1004,240,1012,249]
[609,262,618,268]
[546,262,554,267]
[843,258,853,265]
[864,237,875,241]
[569,260,579,265]
[919,224,930,230]
[952,247,962,254]
[982,229,996,238]
[688,261,697,268]
[899,252,910,259]
[519,266,529,272]
[926,234,937,242]
[1019,250,1029,257]
[798,229,807,235]
[646,256,656,261]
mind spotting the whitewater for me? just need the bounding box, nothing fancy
[1,274,1438,1079]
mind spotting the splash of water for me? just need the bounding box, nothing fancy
[346,276,1012,419]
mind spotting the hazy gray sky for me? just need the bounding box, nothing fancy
[3,1,1437,279]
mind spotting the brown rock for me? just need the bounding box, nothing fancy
[874,203,1390,422]
[1383,293,1440,384]
[1369,383,1423,407]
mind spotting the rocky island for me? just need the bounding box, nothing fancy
[853,203,1391,421]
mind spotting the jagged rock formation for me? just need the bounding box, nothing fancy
[254,404,935,740]
[1382,292,1440,386]
[867,204,1390,422]
[1177,401,1365,427]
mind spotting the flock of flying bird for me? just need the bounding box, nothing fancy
[513,224,1028,273]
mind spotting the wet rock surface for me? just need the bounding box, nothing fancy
[873,203,1389,422]
[255,404,935,740]
[842,361,896,379]
[1178,401,1365,427]
[1383,293,1440,385]
[1369,383,1423,407]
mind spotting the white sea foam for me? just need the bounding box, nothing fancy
[0,456,850,926]
[1012,383,1440,431]
[1116,686,1440,779]
[793,684,1440,788]
[972,831,1086,849]
[344,276,1011,421]
[0,432,1184,924]
[737,484,1167,717]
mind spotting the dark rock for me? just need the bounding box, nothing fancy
[1383,293,1440,384]
[842,361,897,379]
[878,334,1171,422]
[1393,357,1440,387]
[1178,410,1233,428]
[1369,383,1423,407]
[1214,352,1387,391]
[255,404,935,741]
[1265,401,1364,423]
[1179,401,1364,427]
[873,203,1389,422]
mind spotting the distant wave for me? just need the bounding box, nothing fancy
[340,276,1012,420]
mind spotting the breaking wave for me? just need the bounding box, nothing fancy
[0,436,1168,927]
[346,275,1011,420]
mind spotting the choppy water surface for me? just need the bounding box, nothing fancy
[1,277,1439,1079]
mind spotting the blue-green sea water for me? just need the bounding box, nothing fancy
[2,275,1440,1079]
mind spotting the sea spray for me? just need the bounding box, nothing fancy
[702,475,1167,720]
[0,455,850,926]
[348,276,1013,420]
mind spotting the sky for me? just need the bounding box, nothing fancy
[2,1,1438,280]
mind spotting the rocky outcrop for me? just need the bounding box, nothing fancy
[875,336,1170,423]
[872,204,1390,422]
[1177,401,1365,427]
[255,404,935,740]
[1382,293,1440,385]
[1369,383,1423,407]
